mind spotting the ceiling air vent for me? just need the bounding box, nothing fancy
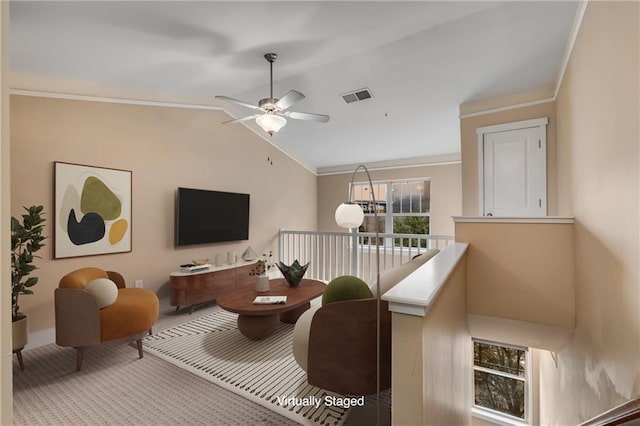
[341,88,373,104]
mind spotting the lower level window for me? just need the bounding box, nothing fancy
[473,339,529,423]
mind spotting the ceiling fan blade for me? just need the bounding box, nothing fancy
[287,111,330,123]
[275,90,305,111]
[222,114,260,124]
[215,95,261,111]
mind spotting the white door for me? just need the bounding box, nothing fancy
[479,120,547,217]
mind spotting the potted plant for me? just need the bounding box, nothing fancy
[11,205,46,359]
[249,251,274,292]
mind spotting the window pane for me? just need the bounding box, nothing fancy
[474,370,525,419]
[374,183,387,212]
[353,183,386,214]
[352,184,367,203]
[392,181,429,214]
[422,181,430,212]
[360,216,386,234]
[411,181,430,213]
[392,217,429,247]
[392,183,403,213]
[359,216,385,246]
[474,342,526,377]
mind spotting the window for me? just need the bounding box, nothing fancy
[473,340,530,424]
[351,179,430,246]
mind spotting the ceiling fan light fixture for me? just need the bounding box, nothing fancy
[256,113,287,136]
[216,52,329,131]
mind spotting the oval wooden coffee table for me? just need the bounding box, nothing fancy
[216,278,326,340]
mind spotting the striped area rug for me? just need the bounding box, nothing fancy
[142,301,349,426]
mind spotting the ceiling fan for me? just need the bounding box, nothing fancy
[215,53,330,136]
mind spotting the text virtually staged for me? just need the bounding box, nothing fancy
[275,395,366,409]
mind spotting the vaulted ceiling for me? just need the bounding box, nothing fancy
[9,1,580,173]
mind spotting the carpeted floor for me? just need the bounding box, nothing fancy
[13,300,300,425]
[13,298,390,425]
[141,299,349,426]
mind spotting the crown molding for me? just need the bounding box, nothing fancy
[553,1,588,100]
[10,88,225,111]
[459,86,555,118]
[317,153,461,176]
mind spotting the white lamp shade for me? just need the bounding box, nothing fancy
[335,202,364,229]
[256,113,287,135]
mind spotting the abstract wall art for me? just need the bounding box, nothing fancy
[54,162,132,258]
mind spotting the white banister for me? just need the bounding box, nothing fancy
[382,242,469,316]
[279,229,454,284]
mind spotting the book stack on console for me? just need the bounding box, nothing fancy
[179,263,212,273]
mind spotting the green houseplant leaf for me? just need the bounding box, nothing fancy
[11,205,46,321]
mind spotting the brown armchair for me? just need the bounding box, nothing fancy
[55,267,159,371]
[303,298,391,395]
[292,249,439,395]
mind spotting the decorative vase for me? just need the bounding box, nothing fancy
[255,275,270,293]
[276,260,310,287]
[242,246,258,261]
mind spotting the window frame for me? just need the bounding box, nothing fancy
[472,339,532,426]
[350,177,431,237]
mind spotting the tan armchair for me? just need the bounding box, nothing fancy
[55,267,159,371]
[292,249,439,395]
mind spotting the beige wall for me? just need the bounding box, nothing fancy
[539,2,640,424]
[471,417,495,426]
[10,95,318,343]
[0,2,11,423]
[391,246,470,425]
[392,313,424,425]
[422,253,470,425]
[456,220,575,330]
[460,102,557,216]
[317,163,461,236]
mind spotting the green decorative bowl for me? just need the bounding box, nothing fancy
[277,260,310,287]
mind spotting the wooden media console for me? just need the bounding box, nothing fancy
[169,261,257,314]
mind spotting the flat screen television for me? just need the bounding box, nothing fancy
[175,187,250,246]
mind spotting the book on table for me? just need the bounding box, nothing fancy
[253,296,287,305]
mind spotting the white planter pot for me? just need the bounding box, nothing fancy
[12,315,28,351]
[255,276,270,293]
